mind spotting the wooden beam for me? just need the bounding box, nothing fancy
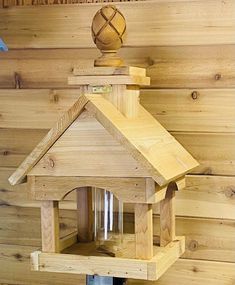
[41,201,60,253]
[160,185,176,247]
[77,187,93,242]
[68,75,150,86]
[135,204,153,260]
[30,176,148,203]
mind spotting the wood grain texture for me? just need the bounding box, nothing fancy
[1,88,235,132]
[1,243,234,285]
[2,0,141,7]
[1,206,235,263]
[174,132,235,176]
[9,95,88,185]
[0,1,234,48]
[77,187,93,242]
[2,170,235,219]
[0,89,80,129]
[29,111,148,178]
[41,201,60,253]
[30,176,150,203]
[135,204,153,259]
[0,46,234,89]
[141,89,235,133]
[160,187,175,247]
[86,95,198,185]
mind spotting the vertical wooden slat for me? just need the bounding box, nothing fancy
[77,187,93,242]
[160,186,176,247]
[41,200,60,253]
[135,203,153,259]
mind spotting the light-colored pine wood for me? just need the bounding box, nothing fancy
[86,94,198,185]
[0,89,80,130]
[2,243,235,285]
[41,201,60,253]
[1,88,235,132]
[141,89,235,133]
[8,95,88,185]
[135,204,153,260]
[3,129,233,176]
[174,132,235,176]
[68,74,150,86]
[29,112,148,178]
[29,176,149,203]
[2,167,235,219]
[77,187,93,242]
[1,1,234,48]
[160,186,176,247]
[73,66,146,77]
[31,237,184,280]
[59,231,78,252]
[0,46,234,89]
[1,206,235,263]
[0,128,46,168]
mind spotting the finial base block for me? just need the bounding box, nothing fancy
[94,52,125,67]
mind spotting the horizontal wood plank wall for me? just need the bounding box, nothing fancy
[0,46,235,88]
[0,1,235,47]
[0,1,234,285]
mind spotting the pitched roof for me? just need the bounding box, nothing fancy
[9,94,198,186]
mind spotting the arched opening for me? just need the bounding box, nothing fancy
[58,186,124,257]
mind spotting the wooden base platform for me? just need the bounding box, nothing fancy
[31,236,185,280]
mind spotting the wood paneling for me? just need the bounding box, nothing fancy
[0,46,234,88]
[1,168,235,219]
[0,1,234,48]
[0,128,46,168]
[1,88,234,132]
[174,132,235,176]
[2,0,140,7]
[0,89,80,129]
[1,206,235,263]
[2,128,234,176]
[141,89,235,133]
[0,207,77,246]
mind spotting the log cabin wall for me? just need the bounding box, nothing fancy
[0,0,235,284]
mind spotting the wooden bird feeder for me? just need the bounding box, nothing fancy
[9,5,199,281]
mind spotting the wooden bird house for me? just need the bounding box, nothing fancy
[9,5,199,281]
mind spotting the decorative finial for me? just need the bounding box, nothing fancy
[91,5,126,67]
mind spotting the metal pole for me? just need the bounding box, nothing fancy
[86,276,127,285]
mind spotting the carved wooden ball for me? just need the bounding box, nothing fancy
[91,5,126,52]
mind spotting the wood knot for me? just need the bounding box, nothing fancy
[3,150,9,156]
[14,72,21,89]
[192,266,199,273]
[191,91,199,100]
[203,167,212,175]
[147,57,155,67]
[188,240,198,251]
[214,73,222,81]
[13,253,23,261]
[50,90,59,103]
[43,157,55,169]
[225,186,235,199]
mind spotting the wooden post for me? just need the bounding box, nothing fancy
[41,201,60,253]
[77,187,93,242]
[135,203,153,260]
[160,186,176,247]
[108,85,140,118]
